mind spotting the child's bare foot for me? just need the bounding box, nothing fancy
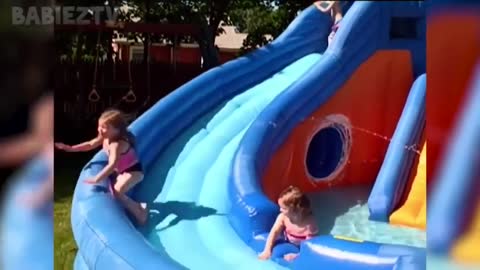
[284,253,298,261]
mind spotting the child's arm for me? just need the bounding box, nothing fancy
[84,142,120,184]
[258,214,285,260]
[314,1,335,12]
[55,136,102,152]
[0,94,53,167]
[0,133,41,166]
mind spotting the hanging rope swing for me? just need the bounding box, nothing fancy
[121,32,152,114]
[88,31,102,103]
[123,54,137,103]
[87,29,152,119]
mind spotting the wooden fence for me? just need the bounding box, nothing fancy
[55,60,205,141]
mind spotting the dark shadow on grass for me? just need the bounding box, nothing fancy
[54,151,92,202]
[145,201,225,232]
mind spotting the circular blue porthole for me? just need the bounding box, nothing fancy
[306,127,343,178]
[305,116,351,182]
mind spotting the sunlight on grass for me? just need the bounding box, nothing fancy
[54,199,77,270]
[54,153,90,270]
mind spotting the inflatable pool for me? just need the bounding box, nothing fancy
[0,157,53,270]
[72,2,426,269]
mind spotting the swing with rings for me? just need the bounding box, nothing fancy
[57,21,201,122]
[87,30,150,116]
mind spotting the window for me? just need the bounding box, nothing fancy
[390,17,418,39]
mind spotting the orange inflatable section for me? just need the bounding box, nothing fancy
[429,12,480,264]
[262,50,413,200]
[427,14,480,185]
[451,201,480,263]
[389,139,426,230]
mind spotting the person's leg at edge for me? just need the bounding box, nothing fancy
[328,28,336,46]
[113,171,148,225]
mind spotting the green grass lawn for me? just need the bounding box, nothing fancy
[54,153,91,270]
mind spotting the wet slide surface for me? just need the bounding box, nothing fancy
[136,53,321,269]
[308,186,426,249]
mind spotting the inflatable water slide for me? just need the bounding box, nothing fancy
[427,1,480,268]
[72,2,426,270]
[0,157,53,270]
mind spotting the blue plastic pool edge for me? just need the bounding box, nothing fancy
[228,2,426,270]
[0,157,53,270]
[294,235,425,270]
[70,5,332,269]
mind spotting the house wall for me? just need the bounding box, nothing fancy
[116,43,237,66]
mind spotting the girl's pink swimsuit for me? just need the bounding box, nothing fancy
[116,146,141,173]
[104,140,142,173]
[283,216,319,245]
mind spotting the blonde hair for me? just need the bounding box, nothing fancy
[278,186,312,217]
[99,109,135,144]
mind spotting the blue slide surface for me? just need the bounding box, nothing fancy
[141,53,321,270]
[368,74,426,222]
[71,2,426,270]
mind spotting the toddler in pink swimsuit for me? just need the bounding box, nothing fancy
[55,109,148,225]
[259,186,319,262]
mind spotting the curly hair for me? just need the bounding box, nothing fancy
[278,186,312,217]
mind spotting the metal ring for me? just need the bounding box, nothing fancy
[88,86,100,102]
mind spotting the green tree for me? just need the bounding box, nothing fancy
[56,0,315,65]
[230,0,313,54]
[56,0,115,63]
[119,0,289,68]
[118,0,238,68]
